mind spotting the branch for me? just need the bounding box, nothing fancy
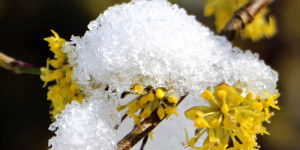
[0,52,41,75]
[116,93,188,150]
[219,0,274,40]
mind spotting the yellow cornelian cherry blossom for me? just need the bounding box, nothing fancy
[204,0,277,41]
[117,84,179,125]
[41,30,84,118]
[185,83,279,149]
[42,0,280,149]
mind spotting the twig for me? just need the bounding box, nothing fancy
[139,135,148,150]
[116,93,188,150]
[114,113,128,130]
[220,0,274,40]
[0,52,41,75]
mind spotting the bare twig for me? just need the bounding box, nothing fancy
[114,113,128,130]
[116,93,188,150]
[0,52,41,75]
[220,0,274,40]
[139,135,148,150]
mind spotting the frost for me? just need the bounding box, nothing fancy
[50,0,279,149]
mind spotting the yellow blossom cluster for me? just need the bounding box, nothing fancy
[117,84,179,125]
[185,83,279,149]
[41,30,84,118]
[204,0,277,41]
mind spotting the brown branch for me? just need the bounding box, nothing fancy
[0,52,41,75]
[116,93,188,150]
[219,0,274,40]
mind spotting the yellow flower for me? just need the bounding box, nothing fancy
[41,30,85,118]
[241,8,277,41]
[157,107,166,120]
[131,84,144,94]
[117,84,179,124]
[204,0,277,41]
[185,83,279,149]
[156,88,165,98]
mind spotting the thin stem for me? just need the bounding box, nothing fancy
[114,113,128,130]
[139,135,148,150]
[116,93,188,150]
[219,0,274,40]
[0,52,41,75]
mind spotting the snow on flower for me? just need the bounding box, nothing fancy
[47,0,278,149]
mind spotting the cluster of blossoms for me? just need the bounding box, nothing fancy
[41,30,84,118]
[117,84,179,125]
[42,0,279,149]
[185,83,279,149]
[204,0,277,41]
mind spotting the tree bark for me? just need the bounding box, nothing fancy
[220,0,274,40]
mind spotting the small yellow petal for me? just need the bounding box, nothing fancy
[221,103,229,114]
[195,111,203,118]
[251,101,263,112]
[140,108,152,119]
[223,115,231,127]
[246,93,254,101]
[51,29,60,39]
[51,69,64,79]
[132,84,144,94]
[70,83,77,92]
[165,107,176,115]
[217,90,227,99]
[234,96,244,105]
[210,119,221,128]
[157,107,165,120]
[128,102,139,114]
[148,131,153,140]
[49,59,63,68]
[204,2,215,17]
[65,69,73,82]
[132,114,141,125]
[146,92,155,101]
[201,90,214,100]
[155,88,165,99]
[185,110,198,120]
[167,95,178,103]
[195,118,209,128]
[139,96,148,106]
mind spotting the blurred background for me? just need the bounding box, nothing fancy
[0,0,299,149]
